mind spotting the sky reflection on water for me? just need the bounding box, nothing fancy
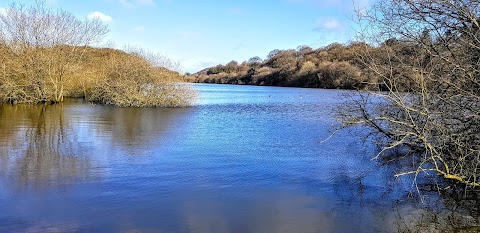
[0,84,427,233]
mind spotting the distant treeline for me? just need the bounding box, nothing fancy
[189,40,421,91]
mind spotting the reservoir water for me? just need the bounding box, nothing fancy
[0,84,428,232]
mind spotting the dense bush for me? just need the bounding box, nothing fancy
[88,51,195,107]
[0,1,108,104]
[0,1,195,107]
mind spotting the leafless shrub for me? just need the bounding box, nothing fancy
[88,49,196,107]
[0,1,195,108]
[340,0,480,191]
[0,0,108,103]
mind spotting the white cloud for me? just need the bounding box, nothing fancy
[323,19,342,30]
[87,11,113,23]
[315,18,345,32]
[132,26,145,33]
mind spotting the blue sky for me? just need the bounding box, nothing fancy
[0,0,372,73]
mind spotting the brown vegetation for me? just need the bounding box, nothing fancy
[190,42,399,90]
[0,1,195,107]
[189,0,480,196]
[87,49,195,107]
[340,0,480,192]
[191,0,479,194]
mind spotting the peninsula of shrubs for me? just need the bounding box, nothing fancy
[0,1,195,107]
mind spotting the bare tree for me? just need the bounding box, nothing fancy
[0,0,108,103]
[123,45,183,72]
[87,48,197,107]
[340,0,480,191]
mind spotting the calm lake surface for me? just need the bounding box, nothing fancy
[0,84,429,232]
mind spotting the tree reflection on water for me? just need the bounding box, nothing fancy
[0,100,189,190]
[0,104,91,190]
[0,88,478,232]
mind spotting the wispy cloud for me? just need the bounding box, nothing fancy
[313,17,354,46]
[315,18,345,31]
[314,17,345,32]
[87,11,113,23]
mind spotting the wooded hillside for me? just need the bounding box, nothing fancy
[190,41,425,92]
